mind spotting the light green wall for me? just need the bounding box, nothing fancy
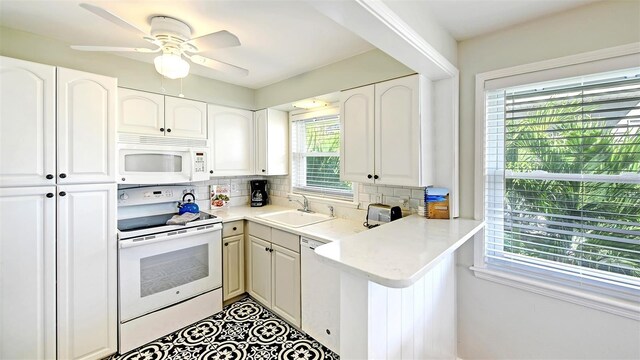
[254,49,413,109]
[456,1,640,359]
[1,26,412,111]
[0,26,255,109]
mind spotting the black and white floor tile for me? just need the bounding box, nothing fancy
[105,297,339,360]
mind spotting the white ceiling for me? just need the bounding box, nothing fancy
[0,0,375,89]
[0,0,600,90]
[416,0,600,40]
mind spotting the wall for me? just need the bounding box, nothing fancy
[456,1,640,359]
[0,26,255,109]
[254,49,413,109]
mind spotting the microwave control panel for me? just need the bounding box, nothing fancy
[194,152,206,173]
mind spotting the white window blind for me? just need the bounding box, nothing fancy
[484,68,640,299]
[291,114,353,199]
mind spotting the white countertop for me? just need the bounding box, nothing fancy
[315,215,484,288]
[202,205,367,244]
[203,205,484,289]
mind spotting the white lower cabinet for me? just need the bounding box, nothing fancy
[246,222,301,327]
[57,184,117,360]
[0,187,57,360]
[0,184,116,360]
[223,230,245,301]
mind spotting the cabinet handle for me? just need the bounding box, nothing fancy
[166,128,172,133]
[374,174,379,180]
[326,329,331,335]
[233,227,237,231]
[224,243,228,246]
[46,193,54,198]
[160,127,165,132]
[46,174,54,180]
[59,173,67,179]
[261,169,266,173]
[265,247,269,252]
[269,248,273,253]
[59,191,66,197]
[209,170,214,174]
[367,174,372,179]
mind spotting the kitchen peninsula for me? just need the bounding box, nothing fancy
[316,216,484,359]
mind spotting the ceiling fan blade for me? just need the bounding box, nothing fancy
[188,55,249,77]
[71,45,159,53]
[79,3,147,35]
[187,30,241,50]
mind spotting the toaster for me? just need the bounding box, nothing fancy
[365,203,402,228]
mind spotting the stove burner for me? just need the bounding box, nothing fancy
[117,212,217,232]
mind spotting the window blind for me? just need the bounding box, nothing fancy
[484,68,640,297]
[291,115,353,199]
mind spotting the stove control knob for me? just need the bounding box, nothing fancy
[120,193,129,201]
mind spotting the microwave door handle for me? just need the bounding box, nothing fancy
[119,224,222,249]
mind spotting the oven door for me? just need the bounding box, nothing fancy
[118,148,192,184]
[119,223,222,322]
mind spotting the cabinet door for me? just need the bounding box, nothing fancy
[118,88,165,136]
[247,235,272,307]
[165,96,207,139]
[254,109,268,175]
[0,56,56,187]
[374,76,420,186]
[57,184,117,360]
[271,244,301,327]
[57,68,116,184]
[208,105,254,176]
[0,187,56,360]
[340,85,375,183]
[265,109,289,175]
[223,234,245,301]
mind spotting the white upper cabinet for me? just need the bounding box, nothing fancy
[208,104,254,176]
[0,187,56,360]
[375,75,423,186]
[57,67,116,184]
[254,108,288,175]
[118,88,165,136]
[340,75,434,187]
[57,184,117,360]
[0,56,56,187]
[119,89,207,139]
[340,85,375,184]
[165,96,207,139]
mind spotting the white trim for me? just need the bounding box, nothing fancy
[473,43,640,317]
[471,266,640,320]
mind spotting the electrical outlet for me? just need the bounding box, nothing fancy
[230,183,238,192]
[371,194,382,203]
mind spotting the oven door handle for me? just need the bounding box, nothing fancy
[119,223,222,249]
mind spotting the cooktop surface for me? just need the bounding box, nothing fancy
[118,212,218,232]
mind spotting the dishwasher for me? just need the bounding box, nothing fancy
[300,237,340,354]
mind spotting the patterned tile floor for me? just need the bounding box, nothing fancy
[105,297,339,360]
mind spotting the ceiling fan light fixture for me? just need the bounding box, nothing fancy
[154,52,190,79]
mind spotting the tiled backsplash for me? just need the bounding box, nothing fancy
[121,175,425,214]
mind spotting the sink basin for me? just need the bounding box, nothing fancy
[257,210,333,228]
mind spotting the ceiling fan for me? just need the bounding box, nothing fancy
[71,3,249,79]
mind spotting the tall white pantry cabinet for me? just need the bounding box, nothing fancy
[0,56,117,360]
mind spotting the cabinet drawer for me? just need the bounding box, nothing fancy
[223,221,244,238]
[271,228,300,253]
[247,221,271,241]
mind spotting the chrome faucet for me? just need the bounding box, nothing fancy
[289,195,312,213]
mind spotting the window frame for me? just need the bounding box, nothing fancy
[473,43,640,320]
[289,106,358,205]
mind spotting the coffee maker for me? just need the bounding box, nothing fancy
[250,180,268,207]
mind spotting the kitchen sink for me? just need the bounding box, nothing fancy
[257,210,333,228]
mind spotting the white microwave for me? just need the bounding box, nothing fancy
[118,145,209,184]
